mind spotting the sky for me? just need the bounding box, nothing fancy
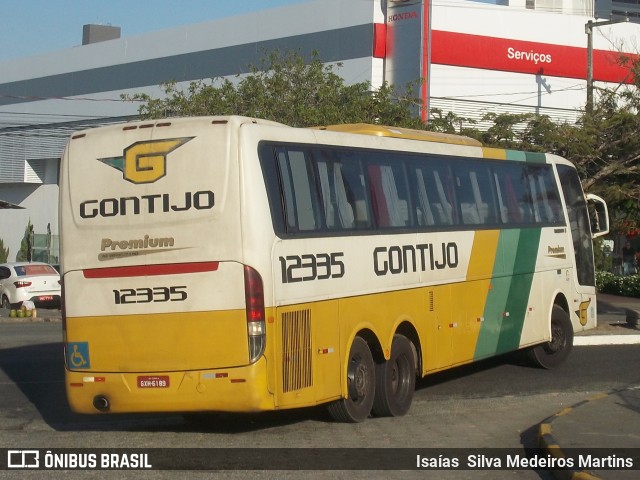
[0,0,310,63]
[0,1,501,63]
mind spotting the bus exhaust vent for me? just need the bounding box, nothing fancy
[281,309,312,393]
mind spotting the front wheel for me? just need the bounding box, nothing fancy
[526,306,573,369]
[327,336,375,423]
[372,334,416,417]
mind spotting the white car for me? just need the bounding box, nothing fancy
[0,262,61,310]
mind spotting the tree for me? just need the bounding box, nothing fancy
[576,88,640,230]
[428,108,477,136]
[124,50,424,129]
[16,220,33,262]
[0,238,8,263]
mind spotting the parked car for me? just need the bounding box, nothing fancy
[0,262,61,310]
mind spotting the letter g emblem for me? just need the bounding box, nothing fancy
[124,138,192,184]
[98,137,193,185]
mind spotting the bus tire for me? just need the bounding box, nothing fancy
[372,334,416,417]
[327,336,375,423]
[526,306,573,369]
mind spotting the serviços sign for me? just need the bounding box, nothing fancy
[431,30,635,83]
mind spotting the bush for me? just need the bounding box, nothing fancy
[596,270,640,297]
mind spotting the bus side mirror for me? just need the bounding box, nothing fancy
[585,193,609,239]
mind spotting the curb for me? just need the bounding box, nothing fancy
[537,390,630,480]
[0,311,61,323]
[573,335,640,346]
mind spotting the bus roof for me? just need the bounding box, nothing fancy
[313,123,483,147]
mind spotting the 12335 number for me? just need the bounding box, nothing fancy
[113,286,187,304]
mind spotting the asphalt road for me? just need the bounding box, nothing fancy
[0,322,638,480]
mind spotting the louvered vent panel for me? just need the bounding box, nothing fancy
[281,309,312,393]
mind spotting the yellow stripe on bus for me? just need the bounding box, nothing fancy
[467,230,500,280]
[446,230,501,363]
[482,147,507,160]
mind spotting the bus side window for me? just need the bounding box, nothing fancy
[333,163,355,229]
[339,158,372,229]
[529,166,563,224]
[367,161,411,228]
[495,164,534,225]
[276,149,320,232]
[316,151,371,231]
[412,168,436,226]
[409,161,455,227]
[453,161,498,226]
[432,168,455,225]
[316,160,337,228]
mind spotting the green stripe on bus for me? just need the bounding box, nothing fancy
[474,229,519,358]
[474,228,542,358]
[505,150,526,162]
[524,151,547,163]
[495,228,542,352]
[504,150,547,163]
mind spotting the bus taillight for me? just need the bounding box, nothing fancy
[244,266,266,363]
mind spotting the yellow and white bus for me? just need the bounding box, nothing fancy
[60,116,608,422]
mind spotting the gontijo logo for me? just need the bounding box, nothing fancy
[98,137,193,184]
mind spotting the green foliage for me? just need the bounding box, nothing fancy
[596,271,640,298]
[428,108,478,137]
[124,50,425,129]
[478,112,532,148]
[16,220,33,262]
[0,238,8,263]
[593,239,613,272]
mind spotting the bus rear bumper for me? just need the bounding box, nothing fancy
[65,357,274,414]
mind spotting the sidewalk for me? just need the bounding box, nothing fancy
[540,293,640,480]
[574,293,640,346]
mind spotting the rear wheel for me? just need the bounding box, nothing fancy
[526,306,573,369]
[372,334,416,417]
[327,337,375,423]
[1,296,11,310]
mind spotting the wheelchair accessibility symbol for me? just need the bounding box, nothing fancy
[67,342,91,369]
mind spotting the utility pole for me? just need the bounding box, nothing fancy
[585,17,628,113]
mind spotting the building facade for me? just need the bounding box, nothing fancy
[1,0,639,261]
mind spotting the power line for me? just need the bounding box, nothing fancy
[0,93,141,103]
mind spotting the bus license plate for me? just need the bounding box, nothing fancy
[137,376,170,388]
